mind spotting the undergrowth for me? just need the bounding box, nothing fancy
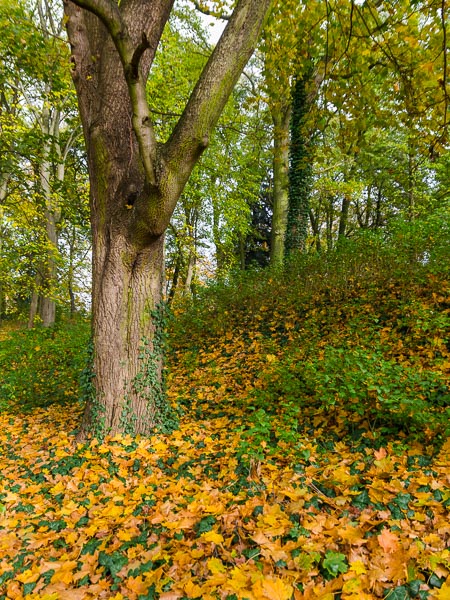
[170,208,450,456]
[0,317,90,411]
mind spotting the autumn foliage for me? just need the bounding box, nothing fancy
[1,214,449,599]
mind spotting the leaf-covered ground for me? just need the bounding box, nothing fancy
[1,266,449,599]
[1,401,450,600]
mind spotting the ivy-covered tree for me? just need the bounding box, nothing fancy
[286,72,313,254]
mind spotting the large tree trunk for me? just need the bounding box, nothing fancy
[65,0,272,439]
[81,231,167,437]
[78,122,171,439]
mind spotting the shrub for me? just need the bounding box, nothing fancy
[0,317,90,411]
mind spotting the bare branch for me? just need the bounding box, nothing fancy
[191,0,231,20]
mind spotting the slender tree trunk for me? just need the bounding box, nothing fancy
[239,234,246,270]
[38,103,64,327]
[326,198,334,251]
[407,144,415,221]
[40,208,58,326]
[286,74,313,254]
[364,184,372,228]
[269,103,290,267]
[183,210,197,294]
[309,208,321,252]
[212,197,226,274]
[338,195,350,239]
[28,275,41,329]
[68,226,77,315]
[167,251,182,305]
[375,186,383,228]
[184,247,195,294]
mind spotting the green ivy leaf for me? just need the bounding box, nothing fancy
[322,551,348,577]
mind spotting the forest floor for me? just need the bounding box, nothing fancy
[1,265,449,599]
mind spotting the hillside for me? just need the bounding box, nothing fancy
[0,216,449,599]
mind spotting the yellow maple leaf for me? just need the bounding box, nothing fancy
[117,529,134,542]
[201,530,224,543]
[207,557,226,574]
[102,503,125,518]
[184,580,203,597]
[377,528,399,553]
[50,561,78,585]
[15,568,40,583]
[126,575,148,595]
[338,524,365,544]
[252,576,294,600]
[348,560,367,575]
[49,481,66,495]
[228,566,250,591]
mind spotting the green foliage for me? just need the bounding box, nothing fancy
[302,342,449,434]
[0,317,90,412]
[173,206,449,460]
[236,407,273,464]
[322,551,348,578]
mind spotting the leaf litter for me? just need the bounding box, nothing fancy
[1,276,450,599]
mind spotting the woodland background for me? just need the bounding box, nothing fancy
[0,0,449,599]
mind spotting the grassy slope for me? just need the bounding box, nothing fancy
[0,219,449,599]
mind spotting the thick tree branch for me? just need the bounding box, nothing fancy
[162,0,272,219]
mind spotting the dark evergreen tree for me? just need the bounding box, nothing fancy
[286,73,312,253]
[244,183,273,268]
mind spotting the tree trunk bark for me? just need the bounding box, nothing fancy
[36,99,60,326]
[80,228,169,439]
[68,226,77,315]
[40,208,58,326]
[375,186,383,228]
[167,250,182,305]
[28,276,41,329]
[326,198,334,251]
[338,195,350,240]
[269,104,290,267]
[212,196,226,274]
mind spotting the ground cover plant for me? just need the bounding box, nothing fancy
[0,212,449,599]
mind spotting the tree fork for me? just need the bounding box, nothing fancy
[65,0,273,438]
